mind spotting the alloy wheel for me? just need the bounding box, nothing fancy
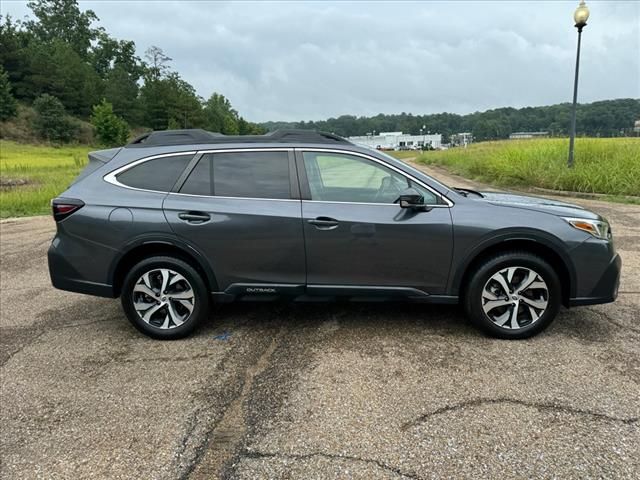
[482,266,549,330]
[132,268,195,329]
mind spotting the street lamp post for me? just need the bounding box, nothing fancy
[568,0,590,168]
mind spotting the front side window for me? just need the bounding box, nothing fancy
[180,151,291,199]
[116,154,193,192]
[303,152,437,204]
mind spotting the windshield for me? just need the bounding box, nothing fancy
[376,150,452,192]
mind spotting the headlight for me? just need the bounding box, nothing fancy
[564,217,612,240]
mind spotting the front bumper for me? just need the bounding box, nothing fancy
[569,253,621,307]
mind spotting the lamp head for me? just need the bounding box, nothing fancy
[574,0,590,29]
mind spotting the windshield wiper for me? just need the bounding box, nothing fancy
[454,187,484,198]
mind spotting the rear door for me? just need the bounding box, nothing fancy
[298,149,453,295]
[163,149,306,294]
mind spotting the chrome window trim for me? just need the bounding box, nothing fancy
[302,200,445,207]
[103,148,292,196]
[166,192,299,203]
[103,147,454,207]
[298,147,454,207]
[103,151,197,194]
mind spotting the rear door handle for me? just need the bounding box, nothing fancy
[308,216,339,230]
[178,211,211,223]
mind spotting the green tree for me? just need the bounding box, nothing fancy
[26,0,98,58]
[203,93,240,134]
[144,45,171,83]
[0,66,18,121]
[32,93,75,141]
[104,65,141,125]
[91,31,143,80]
[164,73,204,129]
[91,99,129,146]
[139,79,168,130]
[139,48,204,130]
[1,4,269,139]
[22,40,101,116]
[223,115,239,135]
[90,31,121,78]
[47,40,102,115]
[0,15,35,100]
[139,46,174,129]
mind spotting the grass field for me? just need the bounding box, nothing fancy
[0,141,92,218]
[416,138,640,198]
[1,138,638,218]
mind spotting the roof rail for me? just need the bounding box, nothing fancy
[125,129,351,147]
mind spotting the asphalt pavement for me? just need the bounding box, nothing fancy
[1,169,639,479]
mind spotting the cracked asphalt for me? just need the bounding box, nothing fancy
[1,171,639,479]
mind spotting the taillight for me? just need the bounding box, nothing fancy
[51,198,84,222]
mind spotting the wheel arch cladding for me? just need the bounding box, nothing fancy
[455,238,574,307]
[111,242,217,297]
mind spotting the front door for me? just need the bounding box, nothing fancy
[163,149,306,293]
[298,150,453,295]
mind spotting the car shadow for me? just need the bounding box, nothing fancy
[203,300,473,338]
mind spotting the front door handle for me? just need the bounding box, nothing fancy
[178,211,211,223]
[308,216,339,230]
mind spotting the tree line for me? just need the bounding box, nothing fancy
[0,0,264,145]
[1,1,638,146]
[262,98,640,142]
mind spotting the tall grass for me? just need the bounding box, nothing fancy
[385,150,417,160]
[0,141,92,218]
[418,138,640,197]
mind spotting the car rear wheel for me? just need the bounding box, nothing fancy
[464,252,561,339]
[121,256,209,339]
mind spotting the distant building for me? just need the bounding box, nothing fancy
[348,131,442,150]
[634,120,640,135]
[509,131,549,140]
[450,132,473,147]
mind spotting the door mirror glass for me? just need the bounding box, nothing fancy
[396,188,427,210]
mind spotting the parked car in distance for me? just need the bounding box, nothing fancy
[48,129,621,340]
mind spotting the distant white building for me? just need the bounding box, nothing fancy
[348,131,442,150]
[509,131,549,140]
[450,132,473,147]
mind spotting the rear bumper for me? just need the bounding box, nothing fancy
[569,253,621,307]
[48,240,116,298]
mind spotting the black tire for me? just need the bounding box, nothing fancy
[463,251,561,339]
[121,256,209,339]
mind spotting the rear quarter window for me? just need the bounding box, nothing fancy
[116,154,193,192]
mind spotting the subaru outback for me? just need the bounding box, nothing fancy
[48,129,621,339]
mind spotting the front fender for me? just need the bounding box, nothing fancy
[448,227,578,298]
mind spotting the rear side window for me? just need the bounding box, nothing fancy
[180,151,291,199]
[117,154,193,192]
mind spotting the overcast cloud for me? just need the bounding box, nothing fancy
[3,0,639,122]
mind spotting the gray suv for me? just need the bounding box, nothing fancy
[48,129,621,340]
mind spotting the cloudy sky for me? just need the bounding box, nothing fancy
[3,1,639,122]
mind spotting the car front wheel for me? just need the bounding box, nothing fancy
[121,256,209,339]
[464,252,561,339]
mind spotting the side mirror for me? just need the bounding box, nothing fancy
[396,188,428,210]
